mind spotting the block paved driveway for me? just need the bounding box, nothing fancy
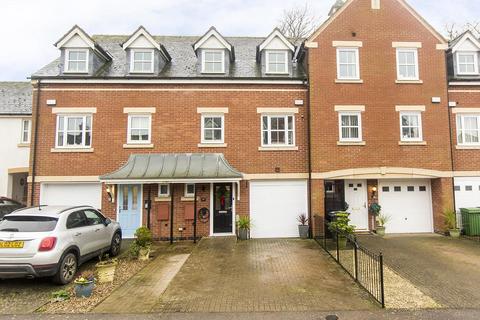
[153,237,376,312]
[358,234,480,308]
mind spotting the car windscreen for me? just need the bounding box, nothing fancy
[0,216,58,232]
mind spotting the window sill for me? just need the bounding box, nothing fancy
[337,141,366,146]
[198,143,227,148]
[456,145,480,150]
[154,197,171,202]
[399,141,427,146]
[265,72,289,75]
[63,70,89,74]
[181,197,195,202]
[123,144,154,149]
[129,71,154,74]
[396,80,423,84]
[258,146,299,151]
[201,71,226,75]
[51,148,94,153]
[335,79,363,84]
[17,143,30,148]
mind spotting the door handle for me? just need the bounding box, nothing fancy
[95,228,101,232]
[75,232,82,236]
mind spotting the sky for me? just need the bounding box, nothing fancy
[0,0,478,81]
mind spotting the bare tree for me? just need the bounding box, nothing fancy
[277,4,320,43]
[444,21,480,41]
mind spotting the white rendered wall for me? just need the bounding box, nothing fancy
[0,116,30,197]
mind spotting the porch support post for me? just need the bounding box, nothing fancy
[146,184,151,229]
[170,183,174,244]
[193,184,197,243]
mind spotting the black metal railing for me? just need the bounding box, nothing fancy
[314,215,385,308]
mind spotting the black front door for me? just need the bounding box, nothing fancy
[213,183,233,233]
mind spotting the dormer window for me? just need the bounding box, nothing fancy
[131,49,154,73]
[266,51,288,74]
[457,52,479,75]
[65,49,89,73]
[202,50,225,73]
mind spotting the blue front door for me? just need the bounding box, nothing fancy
[118,184,142,238]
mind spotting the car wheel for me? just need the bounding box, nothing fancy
[53,252,77,285]
[109,232,122,257]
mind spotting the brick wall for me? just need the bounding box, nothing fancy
[308,0,452,174]
[431,177,454,232]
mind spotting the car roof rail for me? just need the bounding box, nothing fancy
[12,205,49,213]
[58,205,93,214]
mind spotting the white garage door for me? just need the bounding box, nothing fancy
[378,180,433,234]
[249,180,308,238]
[454,177,480,211]
[40,183,102,209]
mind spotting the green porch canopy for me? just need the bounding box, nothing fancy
[100,153,243,183]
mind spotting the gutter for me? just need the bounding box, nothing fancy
[445,56,457,212]
[30,79,41,206]
[305,58,313,238]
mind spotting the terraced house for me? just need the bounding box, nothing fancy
[27,0,476,240]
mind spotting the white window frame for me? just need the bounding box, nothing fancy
[396,48,419,81]
[261,114,295,147]
[65,48,89,73]
[20,119,31,144]
[338,112,362,142]
[201,114,224,144]
[336,47,360,80]
[184,184,195,198]
[127,114,152,144]
[130,49,155,73]
[265,50,289,74]
[201,49,225,74]
[457,52,479,75]
[456,114,480,146]
[55,114,93,149]
[399,112,423,142]
[158,184,170,197]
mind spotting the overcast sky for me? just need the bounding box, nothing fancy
[0,0,478,81]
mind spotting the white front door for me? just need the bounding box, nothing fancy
[344,180,369,231]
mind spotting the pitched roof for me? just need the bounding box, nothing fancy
[100,153,243,182]
[0,82,32,115]
[121,26,171,61]
[449,30,480,52]
[33,34,306,80]
[55,25,111,61]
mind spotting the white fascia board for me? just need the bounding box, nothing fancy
[193,29,232,52]
[56,27,95,49]
[259,29,295,52]
[39,79,306,85]
[122,27,161,51]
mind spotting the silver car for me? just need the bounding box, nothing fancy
[0,205,122,284]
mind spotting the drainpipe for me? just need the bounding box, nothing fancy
[445,50,457,212]
[30,79,41,206]
[170,183,174,244]
[306,62,313,238]
[146,184,151,229]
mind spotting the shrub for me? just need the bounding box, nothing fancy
[129,227,153,257]
[376,213,391,227]
[297,213,308,226]
[328,212,355,235]
[237,216,251,230]
[443,208,458,230]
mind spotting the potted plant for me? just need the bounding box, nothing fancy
[96,255,118,283]
[328,212,355,248]
[73,271,95,298]
[369,203,381,216]
[376,213,391,236]
[237,216,251,240]
[297,213,309,239]
[130,227,153,261]
[444,208,460,238]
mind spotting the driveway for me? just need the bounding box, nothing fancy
[153,237,376,312]
[358,234,480,308]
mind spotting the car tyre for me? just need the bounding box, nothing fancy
[52,252,77,285]
[109,232,122,257]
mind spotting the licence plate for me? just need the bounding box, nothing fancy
[0,241,24,249]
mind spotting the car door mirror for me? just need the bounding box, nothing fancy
[104,218,112,226]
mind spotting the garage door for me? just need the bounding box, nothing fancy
[378,180,433,234]
[454,177,480,211]
[40,183,102,209]
[249,180,308,238]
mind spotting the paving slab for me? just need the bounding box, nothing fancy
[153,237,376,312]
[357,234,480,308]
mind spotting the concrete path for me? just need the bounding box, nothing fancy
[358,234,480,308]
[94,252,190,313]
[153,237,376,312]
[3,310,480,320]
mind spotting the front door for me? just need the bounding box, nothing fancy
[118,184,142,238]
[344,180,369,231]
[213,183,233,234]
